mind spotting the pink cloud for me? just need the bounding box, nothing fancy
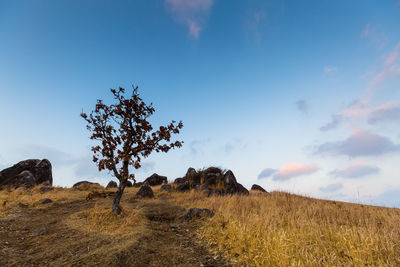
[165,0,213,39]
[361,24,370,38]
[273,163,318,181]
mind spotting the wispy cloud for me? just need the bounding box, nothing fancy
[368,102,400,124]
[246,9,266,43]
[165,0,214,39]
[323,66,337,75]
[330,162,380,178]
[320,183,343,193]
[273,163,318,181]
[320,114,342,131]
[257,168,277,179]
[360,23,388,49]
[296,99,309,114]
[317,129,400,157]
[258,163,317,181]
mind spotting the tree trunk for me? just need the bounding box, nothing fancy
[112,179,127,215]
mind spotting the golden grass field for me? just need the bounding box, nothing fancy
[1,185,400,266]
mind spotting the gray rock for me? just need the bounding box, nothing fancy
[0,159,53,188]
[176,181,190,192]
[136,183,154,198]
[160,184,172,192]
[40,198,53,204]
[39,186,54,193]
[144,173,168,186]
[251,184,268,193]
[34,227,48,235]
[181,208,214,221]
[106,181,118,188]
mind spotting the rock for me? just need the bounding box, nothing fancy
[136,183,154,198]
[186,168,200,187]
[176,181,190,192]
[144,173,168,186]
[106,181,118,189]
[133,182,143,188]
[181,208,214,221]
[174,177,187,184]
[72,181,100,188]
[251,184,268,193]
[236,183,249,195]
[126,180,133,187]
[40,198,53,204]
[18,202,28,208]
[34,227,48,235]
[170,223,179,229]
[39,186,54,193]
[160,184,172,192]
[0,159,53,188]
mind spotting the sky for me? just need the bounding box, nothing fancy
[1,0,400,207]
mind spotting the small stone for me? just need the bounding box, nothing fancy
[39,186,54,193]
[40,198,53,204]
[171,223,179,229]
[34,227,48,234]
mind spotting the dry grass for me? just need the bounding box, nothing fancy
[165,189,400,266]
[2,185,400,266]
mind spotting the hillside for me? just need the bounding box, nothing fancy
[1,185,400,266]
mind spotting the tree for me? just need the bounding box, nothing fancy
[81,86,183,214]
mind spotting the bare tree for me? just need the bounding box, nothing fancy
[81,86,183,214]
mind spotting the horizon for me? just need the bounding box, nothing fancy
[1,0,400,208]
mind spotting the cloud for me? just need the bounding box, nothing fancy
[273,163,318,181]
[246,9,267,43]
[320,114,342,131]
[165,0,214,39]
[368,102,400,124]
[360,23,388,49]
[330,162,380,178]
[257,168,277,179]
[324,66,337,74]
[317,129,400,157]
[320,183,343,193]
[296,99,309,114]
[189,138,211,155]
[361,24,370,38]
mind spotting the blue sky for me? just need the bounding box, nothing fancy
[1,0,400,207]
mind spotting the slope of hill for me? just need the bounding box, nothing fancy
[1,185,399,266]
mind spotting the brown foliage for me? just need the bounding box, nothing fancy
[81,86,183,213]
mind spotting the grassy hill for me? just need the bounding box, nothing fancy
[1,185,400,266]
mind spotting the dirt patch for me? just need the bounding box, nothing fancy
[0,196,229,266]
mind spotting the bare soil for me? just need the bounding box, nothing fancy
[0,197,229,266]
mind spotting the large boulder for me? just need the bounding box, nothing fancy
[0,159,53,188]
[144,173,167,186]
[72,181,102,191]
[251,184,268,193]
[136,182,154,198]
[106,181,118,189]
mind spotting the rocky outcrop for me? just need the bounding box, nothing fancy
[174,177,187,184]
[136,183,154,198]
[251,184,268,193]
[106,181,118,188]
[144,173,168,186]
[0,159,53,188]
[173,167,249,196]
